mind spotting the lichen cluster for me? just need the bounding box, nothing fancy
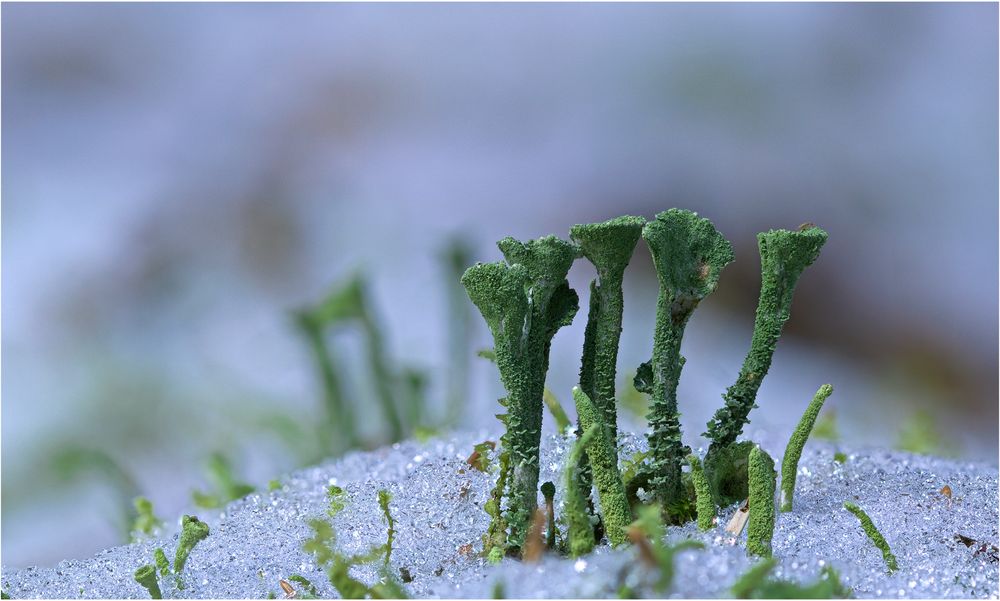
[463,209,829,562]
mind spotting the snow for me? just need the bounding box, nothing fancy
[3,430,997,598]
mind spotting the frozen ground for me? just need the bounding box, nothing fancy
[2,430,997,599]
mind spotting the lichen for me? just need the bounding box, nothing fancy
[641,209,734,508]
[844,501,898,572]
[747,446,776,557]
[564,424,600,558]
[153,547,170,576]
[571,216,644,443]
[463,235,579,554]
[687,455,715,531]
[704,225,827,465]
[133,564,162,599]
[780,384,833,512]
[173,515,210,575]
[703,439,754,508]
[572,386,631,546]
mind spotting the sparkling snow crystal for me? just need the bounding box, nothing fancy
[2,431,997,598]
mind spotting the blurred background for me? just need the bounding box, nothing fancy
[2,3,997,569]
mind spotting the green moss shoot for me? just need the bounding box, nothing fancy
[747,446,776,558]
[781,384,833,512]
[844,501,898,572]
[288,575,319,598]
[378,489,396,566]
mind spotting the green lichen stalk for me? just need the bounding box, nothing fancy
[134,564,162,599]
[564,425,600,558]
[642,209,734,507]
[153,548,170,576]
[747,446,776,557]
[174,515,210,575]
[572,386,631,546]
[687,455,715,531]
[705,225,827,464]
[844,501,898,572]
[463,235,579,554]
[571,216,645,443]
[781,384,833,512]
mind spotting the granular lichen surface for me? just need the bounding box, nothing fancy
[2,432,997,599]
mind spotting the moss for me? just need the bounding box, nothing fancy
[564,424,600,557]
[688,455,715,531]
[703,440,754,507]
[627,504,704,593]
[268,479,281,492]
[844,501,898,572]
[173,515,210,575]
[572,387,631,546]
[463,235,579,554]
[134,564,162,599]
[833,451,847,464]
[747,446,776,558]
[731,558,851,599]
[541,481,557,548]
[378,489,395,566]
[304,490,409,599]
[153,547,170,576]
[781,384,833,512]
[641,209,734,507]
[327,485,347,518]
[705,225,827,465]
[482,448,510,561]
[288,575,318,598]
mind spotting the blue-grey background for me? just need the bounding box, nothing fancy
[2,3,997,569]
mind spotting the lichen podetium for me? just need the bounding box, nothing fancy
[571,216,645,443]
[563,424,600,558]
[570,216,644,522]
[747,446,776,557]
[844,501,898,572]
[704,225,827,466]
[463,235,579,554]
[572,387,631,546]
[173,515,210,575]
[781,384,834,512]
[642,209,734,508]
[133,564,162,599]
[687,455,715,531]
